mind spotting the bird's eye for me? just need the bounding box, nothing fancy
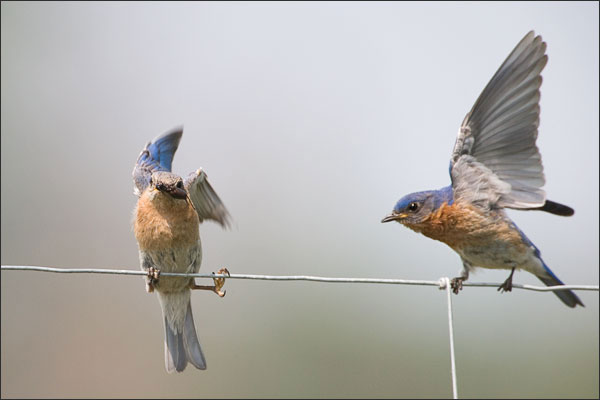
[176,181,183,189]
[408,202,420,212]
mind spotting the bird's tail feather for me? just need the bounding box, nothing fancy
[537,265,584,308]
[160,293,207,372]
[183,301,206,370]
[164,315,187,372]
[529,200,574,216]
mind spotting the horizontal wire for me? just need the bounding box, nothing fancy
[2,264,596,399]
[1,265,597,292]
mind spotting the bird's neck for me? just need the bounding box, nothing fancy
[405,202,482,248]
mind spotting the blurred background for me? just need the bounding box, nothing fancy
[1,2,598,398]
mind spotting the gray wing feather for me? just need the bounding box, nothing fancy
[185,168,231,228]
[451,31,547,209]
[450,156,511,210]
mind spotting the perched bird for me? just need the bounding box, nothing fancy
[132,126,231,372]
[382,31,583,308]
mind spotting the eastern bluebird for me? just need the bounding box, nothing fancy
[132,127,231,372]
[382,31,583,308]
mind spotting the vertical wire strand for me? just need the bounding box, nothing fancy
[443,277,458,399]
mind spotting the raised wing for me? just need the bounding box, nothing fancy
[133,127,183,196]
[185,169,231,228]
[450,31,547,210]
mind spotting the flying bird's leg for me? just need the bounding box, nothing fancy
[190,267,230,297]
[450,276,465,294]
[450,260,471,294]
[497,267,516,293]
[146,266,161,293]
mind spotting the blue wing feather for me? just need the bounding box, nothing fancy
[145,127,183,172]
[132,126,183,196]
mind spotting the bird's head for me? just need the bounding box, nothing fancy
[381,186,453,226]
[381,191,438,226]
[150,171,187,200]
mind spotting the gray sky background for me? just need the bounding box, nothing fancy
[1,2,598,398]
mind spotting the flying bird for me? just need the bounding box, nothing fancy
[382,31,583,308]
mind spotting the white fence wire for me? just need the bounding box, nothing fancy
[2,265,598,399]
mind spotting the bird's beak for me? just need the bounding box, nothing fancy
[381,212,404,223]
[168,187,188,199]
[156,184,188,199]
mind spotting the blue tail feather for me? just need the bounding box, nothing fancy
[512,222,583,308]
[538,261,584,308]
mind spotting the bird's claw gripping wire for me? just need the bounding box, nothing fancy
[190,267,230,297]
[497,267,516,293]
[146,267,161,293]
[450,277,464,294]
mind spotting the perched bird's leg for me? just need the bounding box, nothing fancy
[190,268,230,297]
[451,261,471,294]
[498,267,516,293]
[146,267,161,293]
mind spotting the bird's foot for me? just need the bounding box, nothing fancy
[190,267,230,297]
[450,277,464,294]
[212,267,230,297]
[498,268,515,293]
[146,267,161,293]
[497,279,512,292]
[497,267,515,293]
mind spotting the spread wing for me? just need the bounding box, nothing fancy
[132,127,183,196]
[185,169,231,228]
[450,31,547,210]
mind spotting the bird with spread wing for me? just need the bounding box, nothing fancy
[133,127,231,372]
[382,31,583,308]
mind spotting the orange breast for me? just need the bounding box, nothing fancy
[406,202,524,251]
[134,192,200,251]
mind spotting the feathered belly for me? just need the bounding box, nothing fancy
[409,203,533,270]
[456,242,532,270]
[143,244,202,274]
[134,194,202,292]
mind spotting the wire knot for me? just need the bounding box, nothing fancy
[439,277,451,290]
